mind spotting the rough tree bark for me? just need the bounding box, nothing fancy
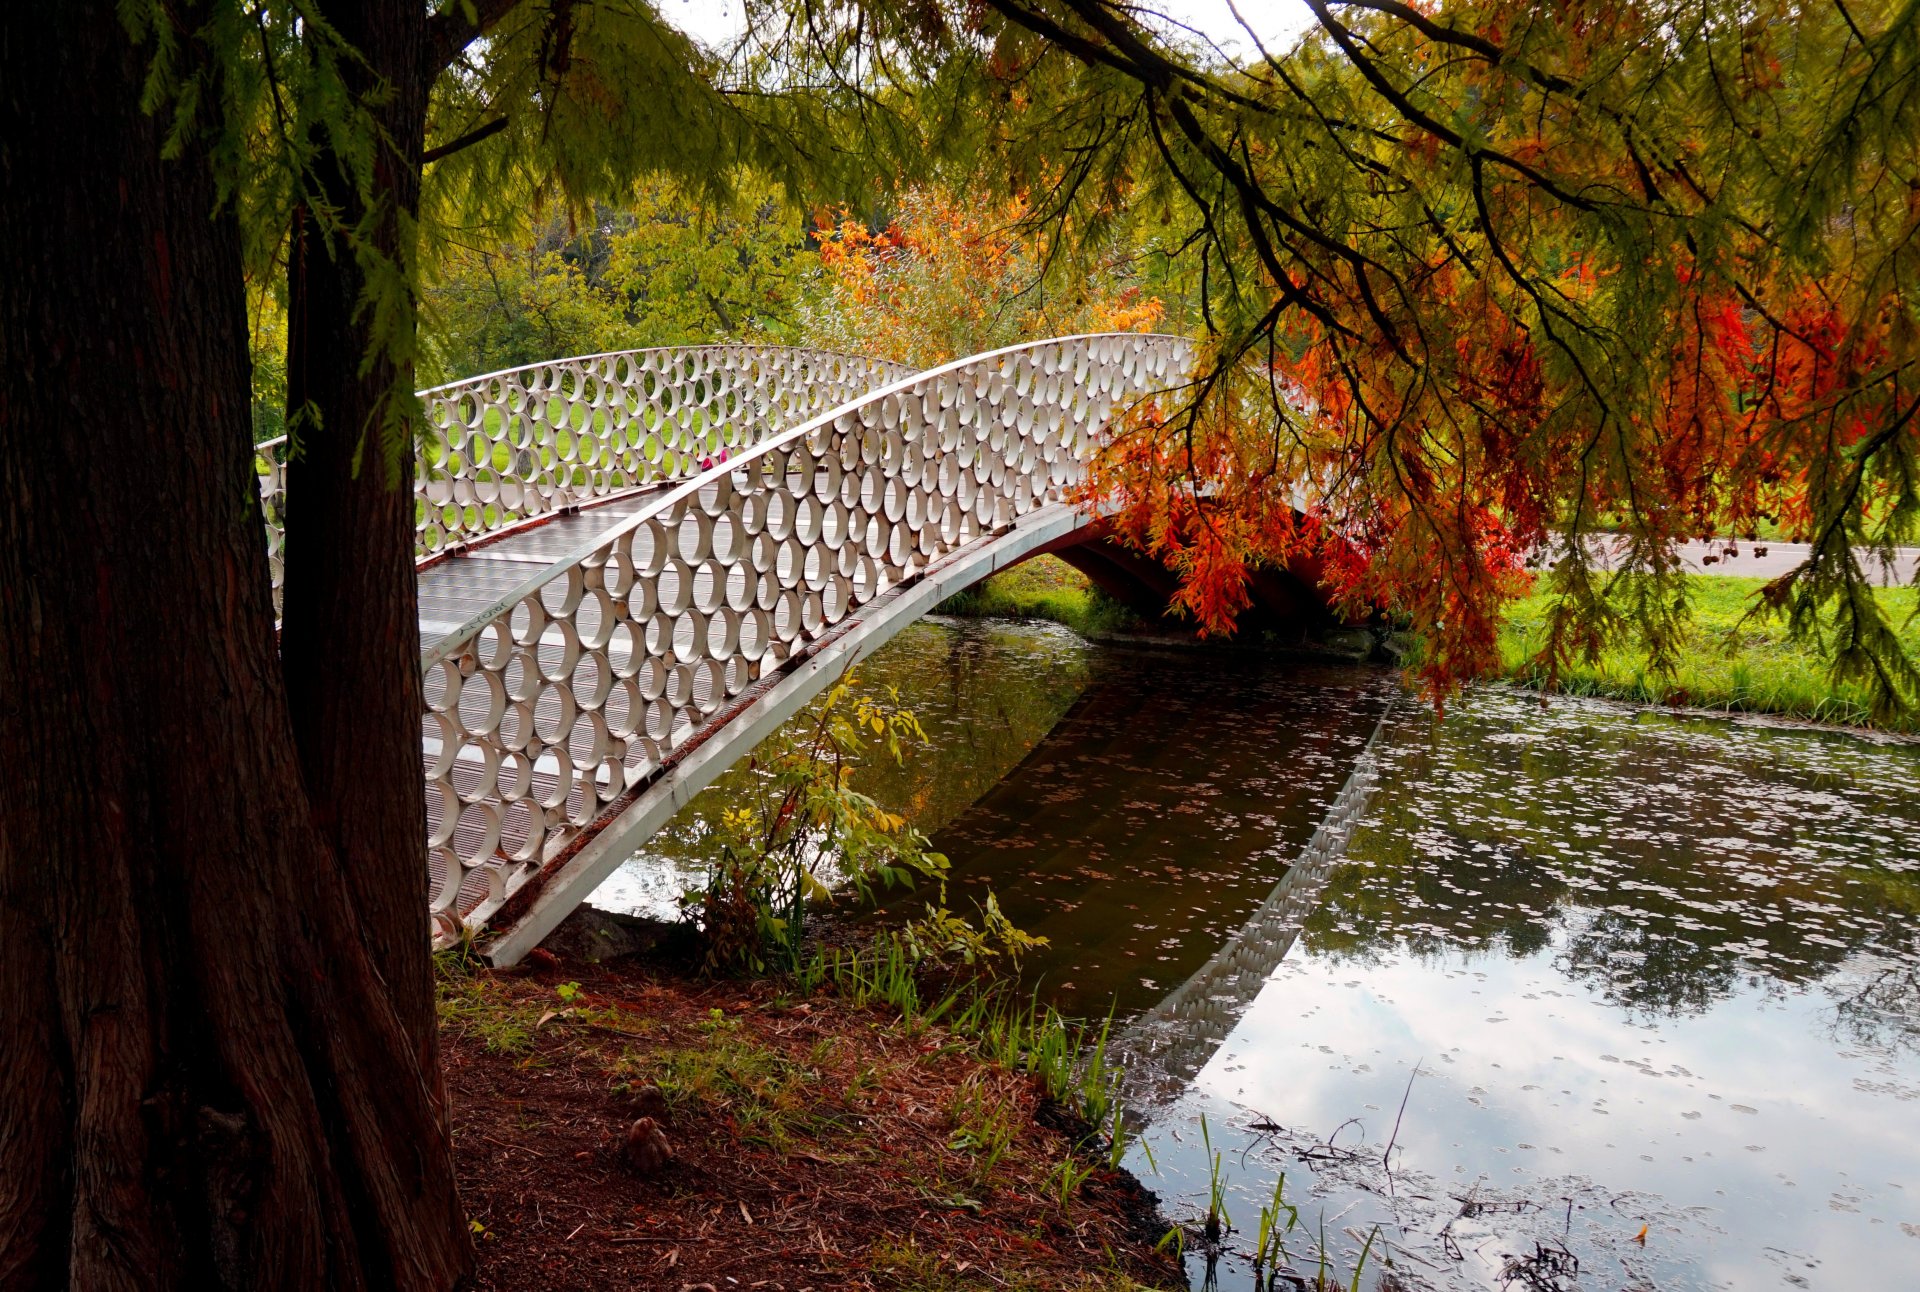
[0,3,471,1288]
[280,0,439,1072]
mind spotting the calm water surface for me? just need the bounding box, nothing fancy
[589,618,1920,1291]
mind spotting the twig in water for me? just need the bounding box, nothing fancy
[1382,1060,1422,1173]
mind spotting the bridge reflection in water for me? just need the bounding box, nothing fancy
[827,638,1399,1057]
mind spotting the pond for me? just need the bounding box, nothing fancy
[588,616,1920,1291]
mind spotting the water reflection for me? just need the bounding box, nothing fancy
[589,618,1098,918]
[587,618,1920,1291]
[1136,691,1920,1291]
[918,653,1392,1020]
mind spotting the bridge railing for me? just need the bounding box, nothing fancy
[417,332,1193,940]
[254,345,909,609]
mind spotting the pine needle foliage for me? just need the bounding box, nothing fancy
[761,0,1920,715]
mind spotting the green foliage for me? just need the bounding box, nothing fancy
[688,671,1039,974]
[1493,575,1920,731]
[420,180,819,383]
[935,555,1140,638]
[247,287,289,443]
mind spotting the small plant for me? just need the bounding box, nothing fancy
[1104,1099,1130,1170]
[944,1076,1017,1188]
[1253,1172,1299,1275]
[1048,1154,1097,1209]
[687,669,1037,974]
[1348,1226,1381,1292]
[1200,1112,1230,1244]
[554,980,581,1004]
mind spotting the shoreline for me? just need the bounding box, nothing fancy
[937,556,1919,738]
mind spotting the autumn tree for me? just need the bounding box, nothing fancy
[760,0,1920,706]
[804,186,1165,367]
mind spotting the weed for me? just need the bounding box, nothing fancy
[436,975,542,1056]
[1253,1172,1299,1273]
[945,1075,1018,1187]
[1200,1112,1230,1243]
[610,1032,811,1147]
[1048,1154,1097,1209]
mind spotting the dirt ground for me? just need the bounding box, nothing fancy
[440,949,1183,1291]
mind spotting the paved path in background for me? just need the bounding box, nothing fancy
[1578,537,1920,586]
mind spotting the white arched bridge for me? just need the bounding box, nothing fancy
[259,334,1283,965]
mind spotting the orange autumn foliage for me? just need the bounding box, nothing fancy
[806,188,1163,371]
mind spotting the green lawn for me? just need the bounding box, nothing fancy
[935,555,1137,638]
[1496,575,1920,732]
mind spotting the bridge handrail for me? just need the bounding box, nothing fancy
[254,344,911,609]
[419,331,1193,936]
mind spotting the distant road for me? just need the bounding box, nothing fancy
[1564,537,1920,587]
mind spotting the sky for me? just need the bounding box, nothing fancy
[662,0,1322,60]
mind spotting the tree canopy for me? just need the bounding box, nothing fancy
[733,0,1920,707]
[221,0,1920,705]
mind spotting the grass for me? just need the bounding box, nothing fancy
[805,937,1126,1134]
[867,1235,1160,1291]
[1495,574,1920,732]
[936,555,1138,638]
[435,944,1181,1289]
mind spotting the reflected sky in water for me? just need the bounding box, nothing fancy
[1134,691,1920,1291]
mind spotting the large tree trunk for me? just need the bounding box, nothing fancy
[280,0,439,1073]
[0,4,471,1288]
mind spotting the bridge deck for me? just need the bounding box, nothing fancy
[417,489,666,646]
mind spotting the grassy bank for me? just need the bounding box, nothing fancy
[935,556,1137,638]
[437,939,1179,1292]
[944,557,1918,733]
[1495,575,1920,732]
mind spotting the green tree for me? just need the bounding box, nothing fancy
[420,180,819,383]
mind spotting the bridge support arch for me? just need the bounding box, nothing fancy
[1016,521,1365,641]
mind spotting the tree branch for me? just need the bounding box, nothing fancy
[425,0,526,77]
[421,115,509,165]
